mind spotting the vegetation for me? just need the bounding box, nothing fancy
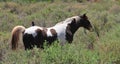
[0,0,120,64]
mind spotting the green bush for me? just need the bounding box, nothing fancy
[0,0,120,64]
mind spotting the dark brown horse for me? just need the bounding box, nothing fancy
[11,14,93,50]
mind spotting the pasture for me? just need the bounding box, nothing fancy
[0,0,120,64]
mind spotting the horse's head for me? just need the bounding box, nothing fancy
[75,14,93,31]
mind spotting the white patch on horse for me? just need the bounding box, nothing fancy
[53,24,67,45]
[24,26,43,37]
[56,16,80,25]
[46,28,53,37]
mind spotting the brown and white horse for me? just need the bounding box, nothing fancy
[11,14,93,50]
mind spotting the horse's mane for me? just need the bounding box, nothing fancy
[55,16,80,25]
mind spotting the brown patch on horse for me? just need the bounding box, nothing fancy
[35,28,45,36]
[35,28,46,48]
[50,29,57,37]
[36,28,57,46]
[66,25,73,43]
[66,18,77,43]
[42,28,47,37]
[35,28,47,38]
[45,29,57,45]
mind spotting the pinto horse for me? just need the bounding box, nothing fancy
[11,14,93,50]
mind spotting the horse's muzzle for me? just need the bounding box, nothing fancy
[89,27,94,32]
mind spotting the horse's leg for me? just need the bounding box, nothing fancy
[35,29,45,49]
[35,36,44,49]
[23,33,34,50]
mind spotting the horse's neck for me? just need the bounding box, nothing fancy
[68,24,81,35]
[54,22,80,35]
[70,26,80,35]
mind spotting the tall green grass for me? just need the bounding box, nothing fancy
[0,0,120,64]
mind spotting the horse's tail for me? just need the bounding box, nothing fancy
[11,26,25,50]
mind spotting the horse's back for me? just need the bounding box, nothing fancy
[24,26,43,37]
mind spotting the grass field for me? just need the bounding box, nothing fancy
[0,0,120,64]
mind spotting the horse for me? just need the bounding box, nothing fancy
[10,14,93,50]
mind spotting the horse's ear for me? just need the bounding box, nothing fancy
[83,13,86,17]
[71,18,76,24]
[81,13,88,19]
